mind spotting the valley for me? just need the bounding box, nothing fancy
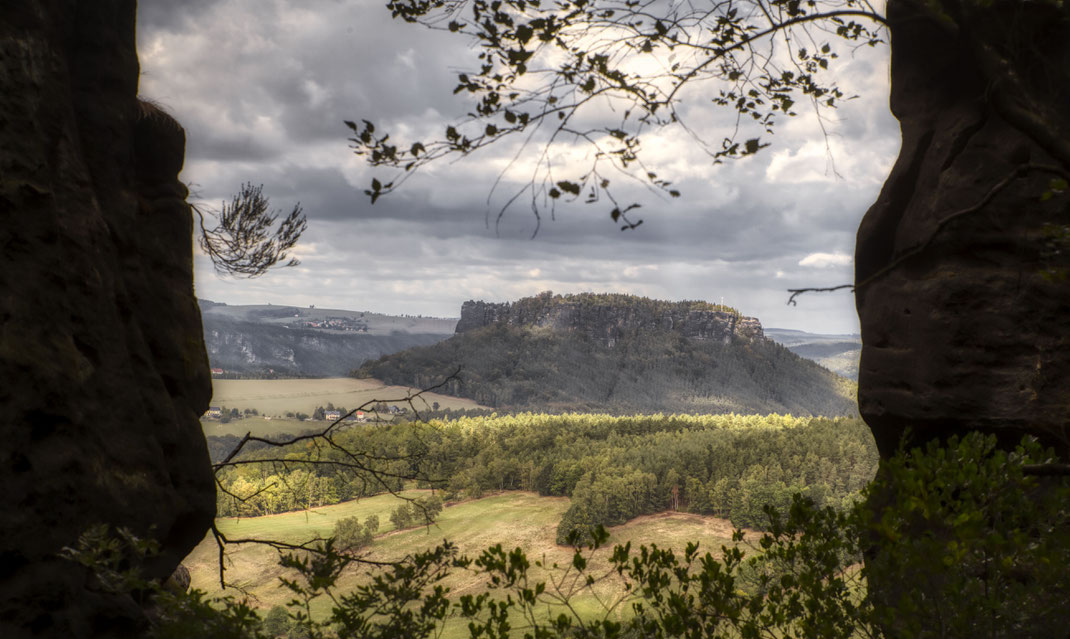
[203,377,486,436]
[763,328,861,380]
[199,299,456,377]
[188,491,760,637]
[193,293,876,633]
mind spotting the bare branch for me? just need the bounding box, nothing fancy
[209,521,400,590]
[786,283,853,306]
[214,367,462,467]
[787,163,1070,304]
[1023,463,1070,477]
[209,368,464,587]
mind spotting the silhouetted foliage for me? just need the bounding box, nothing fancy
[195,182,307,278]
[64,432,1069,638]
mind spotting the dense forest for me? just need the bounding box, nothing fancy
[356,324,857,416]
[213,413,878,539]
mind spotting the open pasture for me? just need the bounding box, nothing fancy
[207,377,484,417]
[184,491,756,636]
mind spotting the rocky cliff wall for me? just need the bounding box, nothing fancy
[456,293,763,345]
[0,2,214,636]
[856,0,1070,458]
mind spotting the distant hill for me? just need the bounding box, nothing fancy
[764,328,862,380]
[355,292,858,416]
[199,300,456,377]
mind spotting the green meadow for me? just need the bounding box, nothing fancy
[184,491,755,636]
[202,377,485,437]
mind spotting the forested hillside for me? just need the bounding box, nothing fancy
[213,413,878,537]
[356,294,857,416]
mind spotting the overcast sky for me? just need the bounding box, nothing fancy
[136,0,898,334]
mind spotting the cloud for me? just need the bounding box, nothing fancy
[798,252,853,268]
[139,0,898,335]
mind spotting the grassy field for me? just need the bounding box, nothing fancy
[184,491,757,636]
[203,378,485,437]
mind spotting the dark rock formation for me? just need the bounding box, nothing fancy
[856,0,1070,458]
[0,2,214,636]
[456,292,763,345]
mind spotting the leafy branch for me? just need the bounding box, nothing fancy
[351,0,886,229]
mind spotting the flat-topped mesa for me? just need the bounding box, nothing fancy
[456,292,763,346]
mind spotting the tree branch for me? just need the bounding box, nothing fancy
[209,369,464,588]
[787,162,1069,304]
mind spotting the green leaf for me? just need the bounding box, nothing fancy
[556,180,581,195]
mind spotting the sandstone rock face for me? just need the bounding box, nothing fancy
[0,2,214,636]
[856,0,1070,458]
[457,293,763,346]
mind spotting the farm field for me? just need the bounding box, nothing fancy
[202,416,313,439]
[203,377,485,436]
[184,491,756,636]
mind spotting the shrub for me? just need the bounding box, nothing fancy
[259,605,289,637]
[413,495,443,525]
[389,503,414,529]
[332,516,373,551]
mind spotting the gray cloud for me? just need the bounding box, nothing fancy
[141,0,896,334]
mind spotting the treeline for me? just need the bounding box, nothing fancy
[356,324,858,416]
[213,413,878,537]
[505,291,741,317]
